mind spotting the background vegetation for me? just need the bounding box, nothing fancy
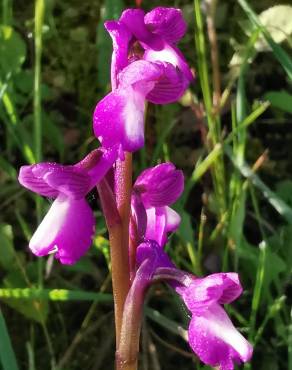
[0,0,291,369]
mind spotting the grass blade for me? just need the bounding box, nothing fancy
[0,288,113,302]
[0,309,19,370]
[225,144,292,223]
[145,307,188,341]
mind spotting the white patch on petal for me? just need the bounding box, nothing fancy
[122,88,146,148]
[145,45,179,67]
[29,196,69,255]
[203,305,252,361]
[165,206,181,232]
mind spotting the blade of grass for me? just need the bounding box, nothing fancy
[34,0,44,165]
[193,0,226,215]
[225,144,292,223]
[254,295,286,344]
[181,144,222,207]
[145,307,188,341]
[0,288,113,302]
[247,185,268,344]
[181,101,270,208]
[26,341,36,370]
[0,309,19,370]
[34,0,45,288]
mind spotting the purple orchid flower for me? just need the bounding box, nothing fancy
[93,7,193,156]
[175,272,253,370]
[134,241,253,370]
[106,7,193,97]
[131,162,184,247]
[18,147,117,264]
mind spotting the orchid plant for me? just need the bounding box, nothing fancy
[18,7,252,370]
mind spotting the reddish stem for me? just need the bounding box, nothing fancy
[97,153,132,349]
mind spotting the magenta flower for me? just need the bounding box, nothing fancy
[131,162,184,246]
[134,241,253,370]
[106,7,193,98]
[93,7,193,155]
[18,148,117,264]
[175,273,253,370]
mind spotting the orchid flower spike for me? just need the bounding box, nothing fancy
[93,7,193,156]
[18,147,117,264]
[131,162,184,247]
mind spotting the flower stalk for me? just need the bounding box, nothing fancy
[97,158,132,349]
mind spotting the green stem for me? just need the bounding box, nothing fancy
[248,185,268,342]
[34,0,45,286]
[193,0,226,216]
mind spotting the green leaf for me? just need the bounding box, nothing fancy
[264,91,292,114]
[0,26,26,76]
[276,180,292,207]
[2,270,49,323]
[0,309,19,370]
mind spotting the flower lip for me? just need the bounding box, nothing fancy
[188,304,253,369]
[29,196,95,265]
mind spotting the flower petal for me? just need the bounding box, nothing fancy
[120,9,163,50]
[93,86,145,152]
[144,7,187,44]
[94,61,162,152]
[104,20,133,89]
[131,193,147,243]
[188,304,253,369]
[29,195,95,264]
[42,165,91,199]
[143,44,193,103]
[177,273,243,312]
[144,206,180,247]
[165,206,181,234]
[118,59,162,90]
[18,165,58,198]
[145,207,165,246]
[136,239,173,270]
[146,62,189,104]
[134,162,184,207]
[75,148,118,192]
[19,163,90,199]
